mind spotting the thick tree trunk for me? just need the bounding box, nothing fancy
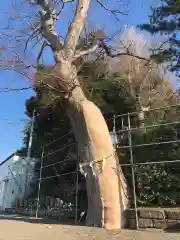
[66,85,129,229]
[52,57,129,228]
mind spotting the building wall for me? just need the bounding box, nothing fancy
[0,155,36,210]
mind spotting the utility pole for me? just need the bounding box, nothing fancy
[24,109,36,197]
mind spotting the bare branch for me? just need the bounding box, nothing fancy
[24,24,41,52]
[73,43,99,60]
[40,70,79,91]
[0,82,62,94]
[30,0,63,51]
[96,0,127,20]
[149,40,170,56]
[36,41,50,65]
[0,68,65,94]
[101,41,151,63]
[0,87,33,93]
[57,0,74,16]
[63,0,91,59]
[36,78,65,92]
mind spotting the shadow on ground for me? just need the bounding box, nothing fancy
[164,222,180,233]
[1,214,180,233]
[0,214,84,226]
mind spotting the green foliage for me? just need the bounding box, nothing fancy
[140,0,180,76]
[86,73,136,115]
[22,58,180,207]
[23,70,137,201]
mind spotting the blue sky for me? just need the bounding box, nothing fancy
[0,0,158,162]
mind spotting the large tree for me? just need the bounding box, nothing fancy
[140,0,180,76]
[0,0,156,229]
[2,0,131,228]
[22,65,137,218]
[0,0,131,229]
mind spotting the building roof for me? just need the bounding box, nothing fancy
[0,153,16,167]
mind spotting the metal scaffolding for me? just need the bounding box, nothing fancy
[11,103,180,229]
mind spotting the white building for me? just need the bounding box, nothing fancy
[0,153,36,211]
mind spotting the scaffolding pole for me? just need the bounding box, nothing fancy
[24,109,36,197]
[127,113,139,229]
[75,159,79,224]
[35,147,44,218]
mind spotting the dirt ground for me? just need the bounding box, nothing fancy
[0,214,180,240]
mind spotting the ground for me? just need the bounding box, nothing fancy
[0,214,179,240]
